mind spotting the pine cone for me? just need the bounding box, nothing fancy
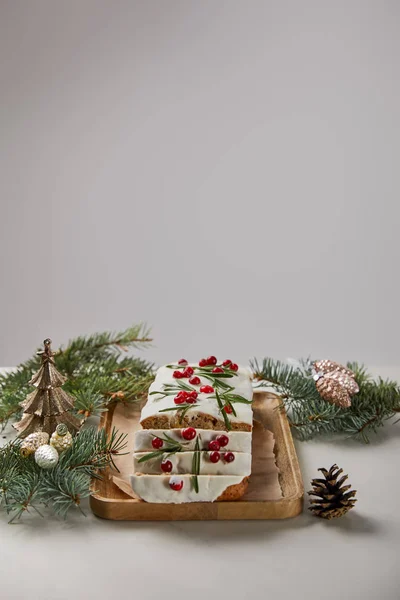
[308,464,357,519]
[314,360,359,402]
[324,369,359,396]
[314,360,356,380]
[315,375,352,408]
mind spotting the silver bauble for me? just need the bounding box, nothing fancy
[34,444,59,469]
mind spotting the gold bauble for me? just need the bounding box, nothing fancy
[50,423,73,453]
[20,431,50,457]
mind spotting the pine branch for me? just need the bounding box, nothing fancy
[0,426,128,521]
[57,323,152,369]
[250,357,400,442]
[0,324,154,429]
[40,469,90,519]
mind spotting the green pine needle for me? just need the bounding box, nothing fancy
[0,426,128,521]
[251,357,400,442]
[0,323,154,430]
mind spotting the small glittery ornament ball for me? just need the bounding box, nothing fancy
[50,423,73,453]
[20,432,50,457]
[34,444,59,469]
[314,375,352,409]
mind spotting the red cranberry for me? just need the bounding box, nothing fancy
[181,427,196,440]
[151,437,163,449]
[200,385,214,394]
[199,358,207,367]
[189,376,201,385]
[216,434,229,447]
[161,460,173,472]
[173,370,183,379]
[224,405,233,414]
[183,366,194,377]
[230,363,239,372]
[222,359,232,367]
[178,359,188,365]
[208,440,220,451]
[212,367,224,373]
[207,356,217,365]
[174,394,186,405]
[180,390,197,404]
[223,452,235,463]
[169,477,184,491]
[209,451,220,463]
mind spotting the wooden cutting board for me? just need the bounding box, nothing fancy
[90,391,304,520]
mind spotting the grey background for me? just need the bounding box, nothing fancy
[1,0,399,367]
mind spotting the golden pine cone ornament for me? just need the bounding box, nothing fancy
[324,369,359,396]
[314,374,352,408]
[314,360,355,379]
[308,464,357,519]
[50,423,72,453]
[20,431,50,457]
[314,360,359,397]
[34,444,59,469]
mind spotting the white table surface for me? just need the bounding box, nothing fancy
[1,366,399,600]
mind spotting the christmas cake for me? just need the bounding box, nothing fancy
[131,357,253,503]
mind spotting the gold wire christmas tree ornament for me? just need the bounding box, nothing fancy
[50,423,73,453]
[313,360,359,408]
[20,431,50,457]
[14,338,82,437]
[308,464,357,519]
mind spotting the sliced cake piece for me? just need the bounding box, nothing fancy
[130,474,250,503]
[134,451,251,475]
[134,428,252,453]
[140,360,253,432]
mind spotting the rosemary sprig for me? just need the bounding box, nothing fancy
[137,449,176,463]
[159,403,199,423]
[156,432,182,445]
[215,390,231,430]
[137,433,186,463]
[191,436,201,493]
[225,400,237,417]
[198,369,235,377]
[149,381,194,399]
[223,393,252,404]
[200,376,234,391]
[165,363,237,378]
[196,367,237,390]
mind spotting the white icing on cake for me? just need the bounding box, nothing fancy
[134,451,251,476]
[140,364,253,426]
[133,429,252,453]
[130,474,246,503]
